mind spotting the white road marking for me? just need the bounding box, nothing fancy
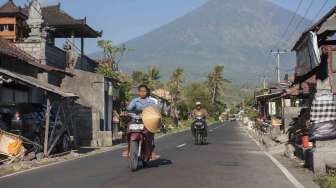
[264,151,305,188]
[247,131,305,188]
[176,143,186,148]
[0,129,190,179]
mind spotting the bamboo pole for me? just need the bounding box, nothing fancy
[44,95,51,157]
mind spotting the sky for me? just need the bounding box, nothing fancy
[0,0,335,53]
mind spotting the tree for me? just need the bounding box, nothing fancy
[97,39,127,72]
[131,66,162,89]
[132,71,148,85]
[168,67,184,97]
[96,40,132,110]
[147,66,162,89]
[147,66,161,81]
[167,68,184,126]
[207,65,227,105]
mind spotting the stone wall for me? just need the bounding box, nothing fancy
[283,107,302,131]
[15,42,42,60]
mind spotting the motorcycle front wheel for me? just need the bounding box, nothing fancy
[195,132,201,145]
[129,141,139,171]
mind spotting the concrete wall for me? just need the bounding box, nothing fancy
[61,69,107,146]
[76,55,98,73]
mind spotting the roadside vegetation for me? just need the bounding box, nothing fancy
[94,39,249,129]
[315,172,336,188]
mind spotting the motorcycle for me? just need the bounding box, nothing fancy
[193,115,207,145]
[127,113,153,171]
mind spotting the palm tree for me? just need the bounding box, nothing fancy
[208,65,227,105]
[147,66,161,81]
[97,40,127,71]
[168,67,184,126]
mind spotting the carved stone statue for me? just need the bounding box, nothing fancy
[26,0,44,42]
[64,41,79,69]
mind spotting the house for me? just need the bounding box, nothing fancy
[0,0,120,147]
[291,6,336,175]
[0,34,78,156]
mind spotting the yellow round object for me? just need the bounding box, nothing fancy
[142,107,161,133]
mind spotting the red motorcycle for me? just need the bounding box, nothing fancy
[127,113,154,171]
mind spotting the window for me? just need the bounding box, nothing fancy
[8,24,14,31]
[0,25,4,32]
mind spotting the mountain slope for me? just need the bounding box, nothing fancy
[106,0,311,83]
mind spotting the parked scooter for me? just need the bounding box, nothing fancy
[192,115,207,145]
[127,113,153,171]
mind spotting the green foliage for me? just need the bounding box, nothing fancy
[97,39,131,71]
[132,71,146,84]
[207,65,227,104]
[244,108,258,121]
[176,101,189,120]
[314,171,336,188]
[97,40,127,61]
[95,66,119,79]
[119,78,133,102]
[131,66,162,90]
[168,67,184,97]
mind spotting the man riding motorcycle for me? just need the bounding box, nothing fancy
[191,102,209,139]
[122,84,160,161]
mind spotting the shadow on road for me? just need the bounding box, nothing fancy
[147,158,173,168]
[74,147,98,154]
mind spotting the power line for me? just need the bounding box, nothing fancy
[284,0,315,45]
[276,0,304,48]
[264,0,303,74]
[311,0,329,23]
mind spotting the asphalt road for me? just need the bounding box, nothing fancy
[0,122,301,188]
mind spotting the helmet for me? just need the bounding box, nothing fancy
[195,101,202,106]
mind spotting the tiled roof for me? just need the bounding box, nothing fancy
[0,0,19,13]
[0,1,101,38]
[22,4,102,38]
[0,0,26,18]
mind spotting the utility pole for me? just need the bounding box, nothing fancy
[271,49,290,83]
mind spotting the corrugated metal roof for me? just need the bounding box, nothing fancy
[292,6,336,51]
[255,92,283,101]
[0,68,77,98]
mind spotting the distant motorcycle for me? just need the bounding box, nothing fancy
[127,113,153,171]
[192,115,207,145]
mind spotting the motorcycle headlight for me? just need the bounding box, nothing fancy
[195,122,203,126]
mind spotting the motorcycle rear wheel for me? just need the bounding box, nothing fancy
[129,141,139,171]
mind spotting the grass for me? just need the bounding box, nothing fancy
[314,171,336,188]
